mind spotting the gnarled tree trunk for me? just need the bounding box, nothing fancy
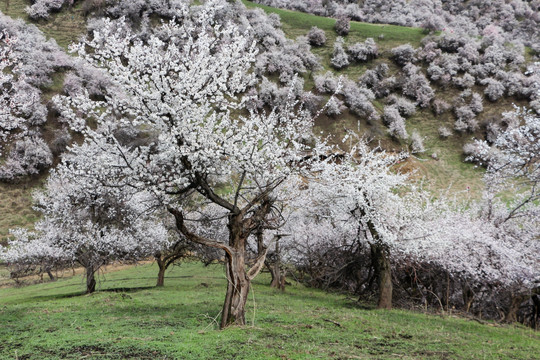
[221,249,251,327]
[220,214,268,328]
[371,243,392,310]
[268,240,286,292]
[269,261,285,291]
[168,201,270,329]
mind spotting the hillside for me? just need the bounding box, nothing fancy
[242,0,491,195]
[1,262,539,359]
[3,0,532,197]
[0,0,495,244]
[0,0,86,49]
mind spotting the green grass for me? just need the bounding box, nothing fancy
[242,0,426,85]
[1,0,86,50]
[0,181,42,246]
[0,262,538,359]
[242,0,426,49]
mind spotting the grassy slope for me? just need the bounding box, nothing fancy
[243,0,522,197]
[1,0,86,50]
[242,0,426,49]
[1,262,539,360]
[0,1,87,243]
[0,0,522,240]
[0,182,40,245]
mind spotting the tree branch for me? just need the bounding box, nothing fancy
[167,207,232,256]
[195,173,237,212]
[247,247,268,281]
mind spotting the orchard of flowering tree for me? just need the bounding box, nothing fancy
[0,0,539,357]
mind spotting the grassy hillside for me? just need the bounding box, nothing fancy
[0,182,40,245]
[1,262,538,359]
[241,0,426,49]
[1,0,86,49]
[241,0,492,197]
[0,1,529,252]
[0,1,85,243]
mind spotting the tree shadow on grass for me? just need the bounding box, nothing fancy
[99,286,155,293]
[23,285,158,303]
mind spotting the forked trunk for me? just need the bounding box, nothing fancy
[86,265,96,294]
[371,243,392,310]
[221,250,250,328]
[266,235,285,291]
[269,262,285,291]
[168,207,268,329]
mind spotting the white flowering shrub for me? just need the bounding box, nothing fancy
[432,99,451,115]
[331,37,349,69]
[383,105,408,139]
[438,126,452,138]
[325,96,346,117]
[347,38,378,62]
[26,0,69,20]
[334,16,350,36]
[402,70,434,108]
[481,78,506,101]
[410,130,425,153]
[0,137,53,182]
[339,79,378,120]
[387,95,416,117]
[307,26,326,46]
[391,44,416,66]
[314,71,339,94]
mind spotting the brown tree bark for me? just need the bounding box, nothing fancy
[268,262,285,291]
[156,257,166,287]
[257,229,286,292]
[168,197,270,329]
[154,242,188,287]
[221,249,250,327]
[371,243,392,310]
[47,269,55,281]
[220,214,268,328]
[86,265,96,294]
[462,283,475,313]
